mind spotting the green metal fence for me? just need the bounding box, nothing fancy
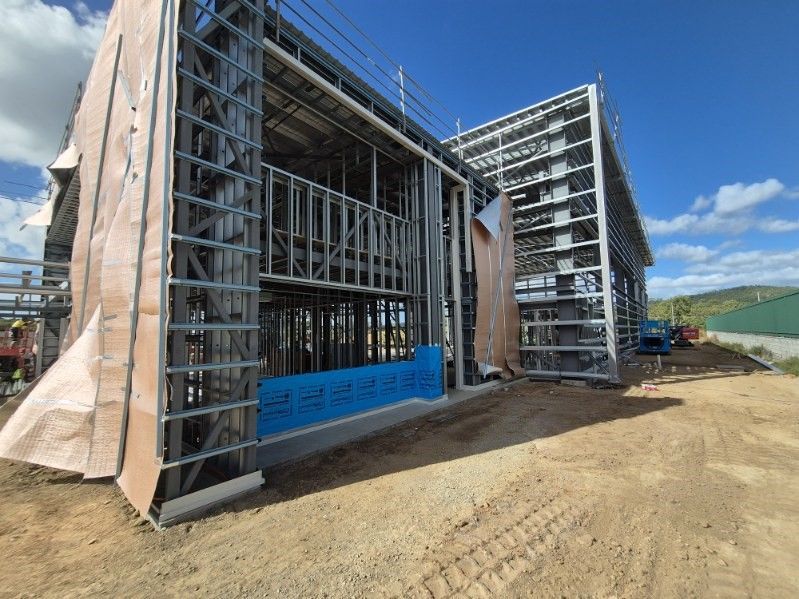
[706,291,799,337]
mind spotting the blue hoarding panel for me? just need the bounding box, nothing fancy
[257,345,443,436]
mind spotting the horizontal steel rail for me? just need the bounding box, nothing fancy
[171,233,260,255]
[174,150,261,185]
[176,109,263,150]
[520,345,608,352]
[0,255,70,270]
[173,191,261,220]
[168,322,260,331]
[169,277,261,293]
[162,398,260,422]
[165,359,261,375]
[161,439,259,469]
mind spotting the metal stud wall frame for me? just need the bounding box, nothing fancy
[161,0,265,505]
[447,83,652,383]
[19,0,511,523]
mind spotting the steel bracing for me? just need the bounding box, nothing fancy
[446,82,652,382]
[144,0,501,520]
[26,0,628,522]
[155,0,266,517]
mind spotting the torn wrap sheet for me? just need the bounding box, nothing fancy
[0,0,176,515]
[471,193,522,379]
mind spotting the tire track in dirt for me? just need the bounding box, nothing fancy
[405,492,588,598]
[700,412,754,598]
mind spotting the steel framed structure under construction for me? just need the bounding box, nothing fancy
[445,80,652,383]
[0,0,501,525]
[3,0,652,526]
[0,83,79,378]
[158,0,500,522]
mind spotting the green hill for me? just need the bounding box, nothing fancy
[647,285,797,327]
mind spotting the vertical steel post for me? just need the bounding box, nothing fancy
[398,66,406,130]
[117,0,169,477]
[450,185,464,389]
[588,84,619,382]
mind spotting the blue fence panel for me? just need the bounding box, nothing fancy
[257,345,444,436]
[415,344,443,399]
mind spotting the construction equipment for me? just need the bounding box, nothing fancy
[0,325,34,396]
[670,325,699,348]
[638,320,671,355]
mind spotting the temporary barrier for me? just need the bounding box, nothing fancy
[0,0,177,511]
[258,345,442,436]
[706,291,799,337]
[471,194,522,379]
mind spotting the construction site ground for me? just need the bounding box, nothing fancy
[1,341,797,598]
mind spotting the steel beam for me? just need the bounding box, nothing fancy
[588,84,619,383]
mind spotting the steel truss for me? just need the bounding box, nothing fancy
[261,164,412,293]
[261,11,498,389]
[15,0,513,522]
[156,0,266,517]
[447,83,652,383]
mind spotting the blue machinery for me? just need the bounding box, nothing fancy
[638,320,671,355]
[257,346,443,436]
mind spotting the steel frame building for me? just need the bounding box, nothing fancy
[4,0,652,524]
[160,0,503,521]
[36,0,497,524]
[0,87,79,375]
[445,82,653,383]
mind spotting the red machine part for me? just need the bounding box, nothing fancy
[0,328,31,370]
[680,327,700,340]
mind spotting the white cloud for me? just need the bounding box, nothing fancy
[645,213,699,235]
[0,1,107,167]
[646,178,796,237]
[689,195,712,212]
[648,248,799,297]
[757,218,799,233]
[718,239,743,251]
[712,179,785,215]
[645,212,750,236]
[0,195,46,260]
[687,179,786,216]
[685,248,799,275]
[657,242,718,263]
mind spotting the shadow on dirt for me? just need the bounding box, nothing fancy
[248,382,683,507]
[245,344,766,507]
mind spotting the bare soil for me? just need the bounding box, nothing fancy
[1,342,797,598]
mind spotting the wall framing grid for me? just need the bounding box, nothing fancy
[155,0,266,519]
[446,83,652,382]
[18,0,656,523]
[151,0,499,519]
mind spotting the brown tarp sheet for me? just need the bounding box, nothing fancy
[471,193,522,379]
[0,0,176,515]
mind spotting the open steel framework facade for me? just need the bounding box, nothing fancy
[0,86,80,376]
[159,1,500,521]
[113,0,496,523]
[10,1,653,523]
[445,83,653,383]
[1,0,498,524]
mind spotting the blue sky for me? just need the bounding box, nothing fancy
[1,0,797,298]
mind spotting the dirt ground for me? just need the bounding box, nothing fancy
[1,342,797,598]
